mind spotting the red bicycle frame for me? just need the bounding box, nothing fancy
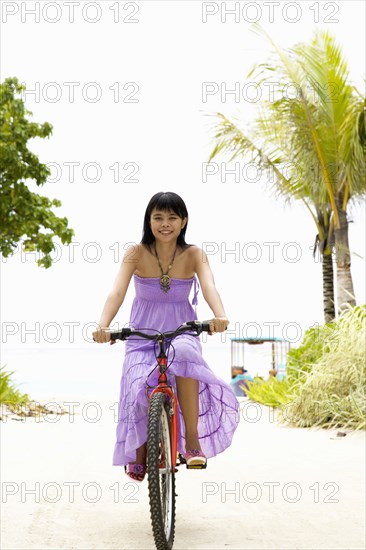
[149,349,179,469]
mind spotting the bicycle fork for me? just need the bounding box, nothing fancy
[149,346,179,473]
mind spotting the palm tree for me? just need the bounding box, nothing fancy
[313,206,335,322]
[208,24,366,317]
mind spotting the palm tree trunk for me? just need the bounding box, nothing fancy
[322,249,335,323]
[334,193,356,314]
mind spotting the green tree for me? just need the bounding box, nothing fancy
[0,77,74,268]
[208,25,366,319]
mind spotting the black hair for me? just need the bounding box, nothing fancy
[141,192,192,249]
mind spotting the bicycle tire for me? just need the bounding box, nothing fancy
[147,392,176,550]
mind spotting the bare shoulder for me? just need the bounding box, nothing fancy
[187,245,208,270]
[188,245,213,288]
[188,244,206,260]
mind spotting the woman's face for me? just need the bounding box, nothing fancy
[150,208,186,243]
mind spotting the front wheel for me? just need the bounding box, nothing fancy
[147,392,176,550]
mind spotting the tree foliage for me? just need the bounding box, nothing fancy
[208,25,366,314]
[0,77,74,268]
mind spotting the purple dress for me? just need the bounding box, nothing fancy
[112,274,239,465]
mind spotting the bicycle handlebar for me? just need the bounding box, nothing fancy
[109,320,213,342]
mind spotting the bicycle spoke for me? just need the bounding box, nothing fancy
[159,416,172,537]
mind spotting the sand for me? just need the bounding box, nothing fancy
[1,397,365,550]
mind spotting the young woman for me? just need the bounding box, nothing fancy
[93,192,239,481]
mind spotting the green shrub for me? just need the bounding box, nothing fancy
[245,304,366,430]
[281,305,366,429]
[0,365,29,409]
[286,322,336,381]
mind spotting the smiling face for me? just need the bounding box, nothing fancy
[150,208,187,243]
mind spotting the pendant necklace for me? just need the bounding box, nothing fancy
[153,243,177,293]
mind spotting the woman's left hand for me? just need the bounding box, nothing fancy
[209,316,229,334]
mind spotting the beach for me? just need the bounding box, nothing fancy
[1,388,365,549]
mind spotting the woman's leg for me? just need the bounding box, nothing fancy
[135,442,147,464]
[175,376,201,451]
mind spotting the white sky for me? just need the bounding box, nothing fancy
[1,0,365,351]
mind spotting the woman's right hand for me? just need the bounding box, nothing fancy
[92,326,112,344]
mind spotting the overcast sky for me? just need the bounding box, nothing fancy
[1,0,365,351]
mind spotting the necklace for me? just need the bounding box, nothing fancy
[152,243,177,293]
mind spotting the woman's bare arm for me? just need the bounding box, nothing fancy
[93,244,139,342]
[193,246,228,332]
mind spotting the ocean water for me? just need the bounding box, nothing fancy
[2,340,276,403]
[1,343,229,402]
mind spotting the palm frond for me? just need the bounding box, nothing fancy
[207,24,366,233]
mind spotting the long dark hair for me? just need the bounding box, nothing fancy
[141,192,192,249]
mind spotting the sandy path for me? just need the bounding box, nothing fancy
[1,397,365,549]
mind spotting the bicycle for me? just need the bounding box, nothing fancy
[110,320,212,550]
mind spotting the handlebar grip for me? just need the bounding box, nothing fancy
[201,320,227,332]
[186,320,210,332]
[186,320,226,332]
[110,328,131,341]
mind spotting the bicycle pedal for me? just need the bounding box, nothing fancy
[186,463,207,470]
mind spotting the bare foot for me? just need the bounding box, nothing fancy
[125,442,147,481]
[185,434,201,452]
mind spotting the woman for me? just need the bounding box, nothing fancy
[93,191,239,481]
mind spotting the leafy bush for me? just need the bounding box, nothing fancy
[286,321,336,381]
[244,305,366,430]
[0,365,29,409]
